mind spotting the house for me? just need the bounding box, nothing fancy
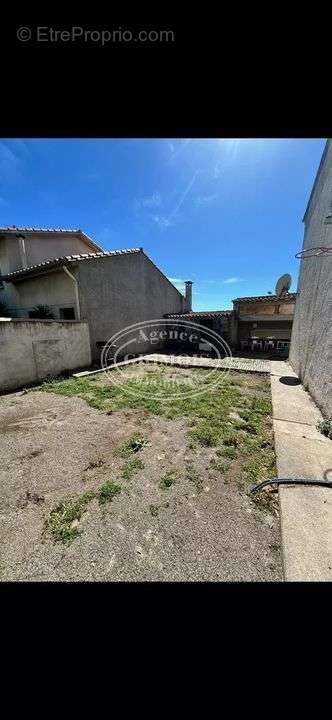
[0,227,103,317]
[231,292,296,353]
[0,227,190,362]
[165,308,232,354]
[289,139,332,417]
[165,291,296,356]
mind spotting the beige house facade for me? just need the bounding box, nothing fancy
[0,226,187,362]
[231,293,296,351]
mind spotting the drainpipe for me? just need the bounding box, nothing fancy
[62,265,81,320]
[17,234,28,268]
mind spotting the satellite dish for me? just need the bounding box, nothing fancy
[275,273,292,297]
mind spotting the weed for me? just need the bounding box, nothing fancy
[160,471,177,489]
[243,454,276,484]
[149,504,159,517]
[217,446,237,460]
[98,481,122,505]
[121,457,144,480]
[250,397,272,415]
[84,458,104,471]
[114,433,147,458]
[188,420,224,447]
[223,433,241,447]
[317,418,332,440]
[186,463,203,493]
[45,490,96,545]
[210,458,226,474]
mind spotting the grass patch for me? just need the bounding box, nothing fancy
[98,480,122,505]
[38,369,275,506]
[217,446,237,460]
[114,433,147,458]
[188,420,225,448]
[223,432,241,447]
[209,458,227,475]
[36,369,266,433]
[317,418,332,440]
[121,457,144,480]
[45,480,122,544]
[160,471,178,489]
[45,490,96,545]
[37,369,271,451]
[243,452,276,484]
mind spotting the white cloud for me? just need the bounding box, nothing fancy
[222,277,245,284]
[152,172,198,230]
[135,192,161,211]
[167,277,184,283]
[153,215,174,229]
[195,193,218,207]
[167,171,198,222]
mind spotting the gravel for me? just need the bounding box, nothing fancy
[0,389,282,581]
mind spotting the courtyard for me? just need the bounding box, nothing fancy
[0,363,282,581]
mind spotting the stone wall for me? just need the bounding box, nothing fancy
[0,319,91,392]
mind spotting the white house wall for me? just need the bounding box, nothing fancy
[14,269,77,318]
[289,139,332,416]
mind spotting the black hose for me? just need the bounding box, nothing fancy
[250,478,332,494]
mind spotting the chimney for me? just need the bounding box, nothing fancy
[184,281,193,312]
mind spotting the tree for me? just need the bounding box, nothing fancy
[29,305,54,319]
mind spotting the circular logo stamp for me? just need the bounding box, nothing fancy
[100,318,232,402]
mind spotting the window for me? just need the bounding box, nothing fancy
[60,307,75,320]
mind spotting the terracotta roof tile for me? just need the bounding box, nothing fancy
[2,248,142,281]
[233,293,296,303]
[0,226,81,233]
[166,310,231,319]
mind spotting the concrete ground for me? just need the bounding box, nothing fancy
[0,373,281,582]
[270,361,332,581]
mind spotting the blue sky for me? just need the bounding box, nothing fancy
[0,138,325,309]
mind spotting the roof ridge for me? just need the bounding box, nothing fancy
[2,248,142,280]
[233,293,297,302]
[166,310,231,317]
[0,226,82,232]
